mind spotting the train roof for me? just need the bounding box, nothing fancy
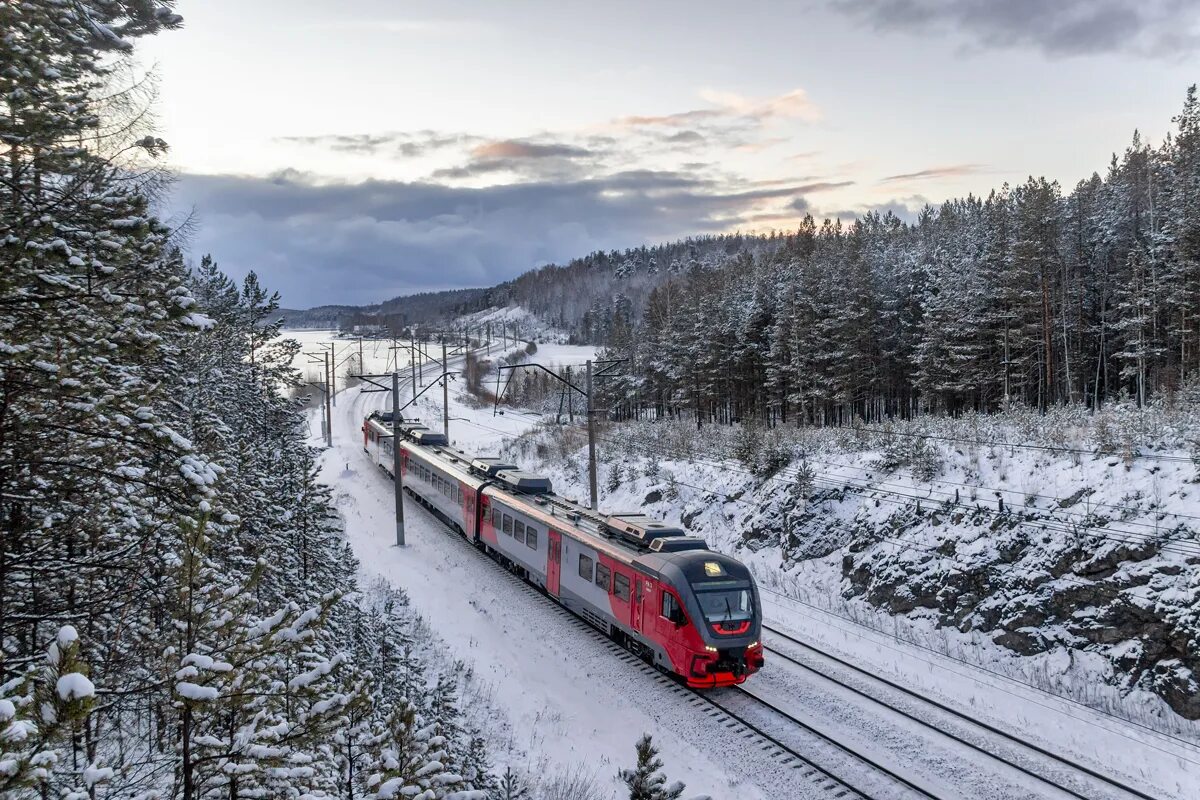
[366,410,726,576]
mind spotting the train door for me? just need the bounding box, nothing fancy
[464,488,476,541]
[632,576,652,634]
[546,530,562,598]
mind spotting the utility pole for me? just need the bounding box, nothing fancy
[442,338,450,440]
[392,370,406,546]
[586,359,598,510]
[325,345,337,407]
[323,351,333,446]
[566,365,574,423]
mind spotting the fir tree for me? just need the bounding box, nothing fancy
[618,735,684,800]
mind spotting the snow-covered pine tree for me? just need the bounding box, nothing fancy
[366,695,469,800]
[494,766,529,800]
[168,520,366,800]
[618,735,684,800]
[0,626,106,798]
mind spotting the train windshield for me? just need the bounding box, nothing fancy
[693,581,754,634]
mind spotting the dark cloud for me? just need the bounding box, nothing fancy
[789,196,812,213]
[171,170,817,308]
[830,0,1200,58]
[881,164,986,182]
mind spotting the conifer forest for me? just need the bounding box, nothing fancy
[4,3,1200,800]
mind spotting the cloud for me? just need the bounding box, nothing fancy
[789,196,812,213]
[880,164,986,182]
[433,137,598,182]
[698,88,823,122]
[662,130,706,145]
[470,140,592,159]
[171,170,823,308]
[615,87,821,130]
[278,130,479,158]
[828,195,930,223]
[793,180,855,193]
[614,109,727,128]
[830,0,1200,58]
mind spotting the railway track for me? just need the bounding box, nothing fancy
[762,623,1165,800]
[353,378,1167,800]
[399,477,952,799]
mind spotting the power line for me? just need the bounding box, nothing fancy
[429,412,1190,753]
[454,413,1200,558]
[756,586,1200,760]
[595,431,1200,558]
[453,415,1200,572]
[448,416,1200,748]
[840,423,1198,464]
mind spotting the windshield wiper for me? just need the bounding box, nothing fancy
[724,597,733,623]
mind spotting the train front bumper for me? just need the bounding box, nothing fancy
[685,641,764,687]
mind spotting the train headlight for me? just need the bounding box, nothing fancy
[704,645,717,653]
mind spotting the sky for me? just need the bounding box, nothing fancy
[141,0,1200,308]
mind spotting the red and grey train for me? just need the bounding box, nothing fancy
[362,411,764,687]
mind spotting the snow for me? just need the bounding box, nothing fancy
[299,326,1200,799]
[82,763,113,788]
[56,625,78,648]
[55,673,95,702]
[175,682,218,702]
[308,339,784,799]
[508,419,1200,800]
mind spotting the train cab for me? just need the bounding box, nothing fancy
[636,547,763,688]
[673,551,764,685]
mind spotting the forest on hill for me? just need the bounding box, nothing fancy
[491,94,1200,422]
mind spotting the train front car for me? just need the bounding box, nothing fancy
[662,551,764,687]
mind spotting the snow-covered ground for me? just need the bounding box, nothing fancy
[297,329,1199,798]
[306,342,783,799]
[502,421,1200,800]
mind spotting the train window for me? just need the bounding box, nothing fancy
[491,506,499,526]
[613,573,630,602]
[578,554,593,580]
[502,514,512,535]
[525,527,537,549]
[595,564,610,591]
[661,592,678,620]
[513,520,526,543]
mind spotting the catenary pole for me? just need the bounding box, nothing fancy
[323,351,333,447]
[392,370,405,546]
[442,338,450,440]
[328,344,336,407]
[586,359,598,510]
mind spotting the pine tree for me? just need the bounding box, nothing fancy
[0,626,107,797]
[618,735,685,800]
[494,766,529,800]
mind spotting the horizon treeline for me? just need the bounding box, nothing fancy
[498,91,1200,423]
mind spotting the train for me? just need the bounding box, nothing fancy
[362,410,764,687]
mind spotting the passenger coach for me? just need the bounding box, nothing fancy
[363,411,763,686]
